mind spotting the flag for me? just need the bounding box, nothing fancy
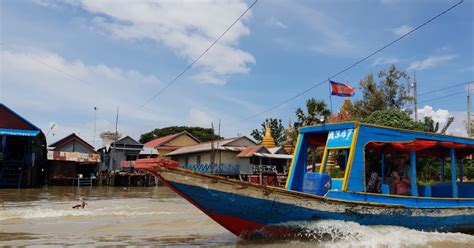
[330,80,355,97]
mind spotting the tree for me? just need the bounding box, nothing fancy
[440,117,455,134]
[251,118,286,146]
[295,98,331,127]
[361,110,427,131]
[139,126,223,143]
[293,99,330,168]
[350,64,411,119]
[361,110,455,134]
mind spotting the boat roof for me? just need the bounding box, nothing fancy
[299,122,474,145]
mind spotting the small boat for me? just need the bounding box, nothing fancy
[136,122,474,238]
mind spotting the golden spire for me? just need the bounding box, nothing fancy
[283,117,295,154]
[262,121,276,148]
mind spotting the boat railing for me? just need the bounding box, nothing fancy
[252,165,278,175]
[179,163,240,175]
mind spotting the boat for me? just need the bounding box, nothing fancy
[136,122,474,238]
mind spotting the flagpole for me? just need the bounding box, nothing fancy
[328,80,334,115]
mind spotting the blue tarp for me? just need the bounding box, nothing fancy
[0,128,40,137]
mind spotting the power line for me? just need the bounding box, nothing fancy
[227,0,464,127]
[0,42,92,86]
[419,89,474,104]
[137,0,258,110]
[418,81,472,96]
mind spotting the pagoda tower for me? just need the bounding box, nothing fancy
[283,118,295,154]
[262,121,276,148]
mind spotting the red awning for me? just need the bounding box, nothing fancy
[439,142,469,149]
[366,139,474,158]
[390,140,438,151]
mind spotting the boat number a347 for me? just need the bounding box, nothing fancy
[326,128,355,148]
[328,129,353,140]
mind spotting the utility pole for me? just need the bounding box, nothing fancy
[218,119,221,166]
[111,106,119,171]
[468,82,471,137]
[413,70,418,122]
[210,122,215,165]
[93,107,97,148]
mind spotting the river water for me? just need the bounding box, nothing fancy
[0,186,473,247]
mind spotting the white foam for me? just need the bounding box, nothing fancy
[275,220,474,247]
[0,199,178,220]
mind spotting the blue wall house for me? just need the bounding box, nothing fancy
[0,104,47,188]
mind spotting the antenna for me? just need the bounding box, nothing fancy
[413,70,418,122]
[114,106,119,136]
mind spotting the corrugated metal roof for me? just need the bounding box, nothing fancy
[144,132,181,148]
[237,145,266,158]
[167,136,255,156]
[143,131,200,148]
[47,151,100,163]
[254,153,293,159]
[49,133,97,153]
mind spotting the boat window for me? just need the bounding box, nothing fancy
[322,149,348,178]
[365,140,474,198]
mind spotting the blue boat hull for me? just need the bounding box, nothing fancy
[152,168,474,238]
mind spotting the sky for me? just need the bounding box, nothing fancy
[1,0,473,147]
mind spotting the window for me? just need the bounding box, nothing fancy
[184,156,189,165]
[197,155,201,164]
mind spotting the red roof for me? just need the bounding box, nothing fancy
[0,104,40,130]
[237,145,266,158]
[144,131,200,149]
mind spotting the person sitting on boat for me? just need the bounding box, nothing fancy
[366,160,381,193]
[391,155,411,195]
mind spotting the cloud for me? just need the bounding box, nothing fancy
[371,57,399,67]
[388,25,413,36]
[188,108,214,128]
[0,48,180,143]
[267,17,288,29]
[408,54,457,71]
[51,0,256,85]
[417,105,467,137]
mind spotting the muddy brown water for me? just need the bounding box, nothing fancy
[0,186,473,247]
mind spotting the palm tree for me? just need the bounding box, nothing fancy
[295,98,331,127]
[422,116,455,134]
[294,98,331,169]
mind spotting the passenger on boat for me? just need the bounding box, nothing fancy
[366,160,381,193]
[390,155,411,195]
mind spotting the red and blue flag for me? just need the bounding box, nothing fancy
[330,80,355,97]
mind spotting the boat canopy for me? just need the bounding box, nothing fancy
[286,122,474,194]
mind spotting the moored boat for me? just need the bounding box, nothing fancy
[136,122,474,238]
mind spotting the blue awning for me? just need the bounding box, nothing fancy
[0,128,40,137]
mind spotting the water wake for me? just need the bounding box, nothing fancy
[253,220,474,247]
[0,198,179,220]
